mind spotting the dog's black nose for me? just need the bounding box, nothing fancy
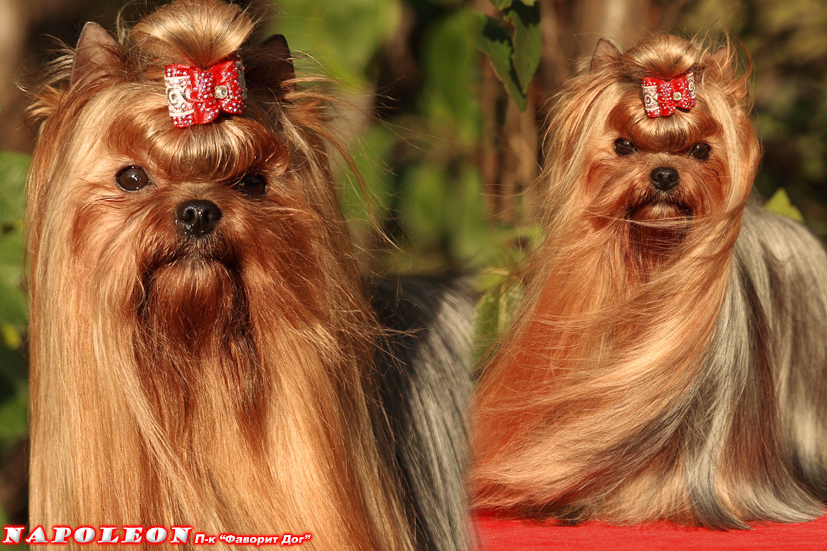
[176,200,222,237]
[650,167,679,192]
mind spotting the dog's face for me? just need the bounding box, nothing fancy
[56,102,331,349]
[73,119,295,327]
[26,15,345,360]
[32,93,353,435]
[600,103,727,225]
[583,96,730,255]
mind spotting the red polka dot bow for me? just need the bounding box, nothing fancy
[642,70,696,118]
[164,55,248,128]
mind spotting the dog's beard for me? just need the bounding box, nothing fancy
[133,234,268,446]
[625,194,693,268]
[139,237,245,352]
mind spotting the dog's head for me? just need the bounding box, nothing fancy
[24,1,389,474]
[542,34,759,267]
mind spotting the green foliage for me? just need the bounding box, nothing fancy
[421,9,483,143]
[764,187,806,223]
[0,152,27,225]
[474,275,523,365]
[0,151,28,527]
[265,0,505,276]
[476,0,541,111]
[340,125,398,237]
[399,161,492,267]
[0,152,27,348]
[401,162,450,250]
[505,2,542,95]
[271,0,540,334]
[476,14,526,110]
[445,164,489,262]
[271,0,402,86]
[0,381,27,457]
[489,0,512,9]
[395,9,498,268]
[0,231,26,341]
[489,0,535,9]
[472,223,541,363]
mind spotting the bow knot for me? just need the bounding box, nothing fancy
[642,71,696,118]
[165,55,247,128]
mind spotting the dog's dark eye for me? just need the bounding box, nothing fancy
[234,174,267,197]
[614,138,636,156]
[690,143,711,160]
[116,166,150,191]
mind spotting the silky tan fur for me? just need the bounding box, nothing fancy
[471,35,827,528]
[26,1,472,549]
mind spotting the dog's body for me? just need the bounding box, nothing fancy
[369,277,475,548]
[725,200,827,504]
[26,1,471,549]
[471,35,827,528]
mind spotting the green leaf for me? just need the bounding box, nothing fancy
[0,323,21,350]
[475,14,527,111]
[446,164,494,264]
[0,344,27,387]
[0,382,28,456]
[505,1,542,94]
[0,151,29,225]
[473,275,524,364]
[474,287,501,362]
[421,11,484,143]
[489,0,513,9]
[764,187,805,223]
[0,229,25,332]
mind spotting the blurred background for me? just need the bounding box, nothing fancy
[1,0,826,531]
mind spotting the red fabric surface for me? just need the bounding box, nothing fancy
[472,510,827,550]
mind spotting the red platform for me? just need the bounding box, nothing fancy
[472,511,827,550]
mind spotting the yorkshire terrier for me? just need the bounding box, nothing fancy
[471,34,827,528]
[26,1,473,549]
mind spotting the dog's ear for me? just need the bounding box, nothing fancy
[709,45,735,82]
[71,22,120,86]
[590,38,622,72]
[247,34,295,98]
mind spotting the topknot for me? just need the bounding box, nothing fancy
[622,34,700,81]
[129,0,255,69]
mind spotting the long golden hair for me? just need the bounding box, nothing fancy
[471,35,824,526]
[27,1,413,548]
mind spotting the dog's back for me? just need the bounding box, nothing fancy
[733,202,827,500]
[367,276,475,551]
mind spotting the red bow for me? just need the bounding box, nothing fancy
[164,56,247,128]
[642,71,696,118]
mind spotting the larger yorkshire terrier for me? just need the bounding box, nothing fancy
[472,35,827,528]
[26,1,472,549]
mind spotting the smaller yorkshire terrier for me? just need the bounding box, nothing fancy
[26,1,473,550]
[471,34,827,528]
